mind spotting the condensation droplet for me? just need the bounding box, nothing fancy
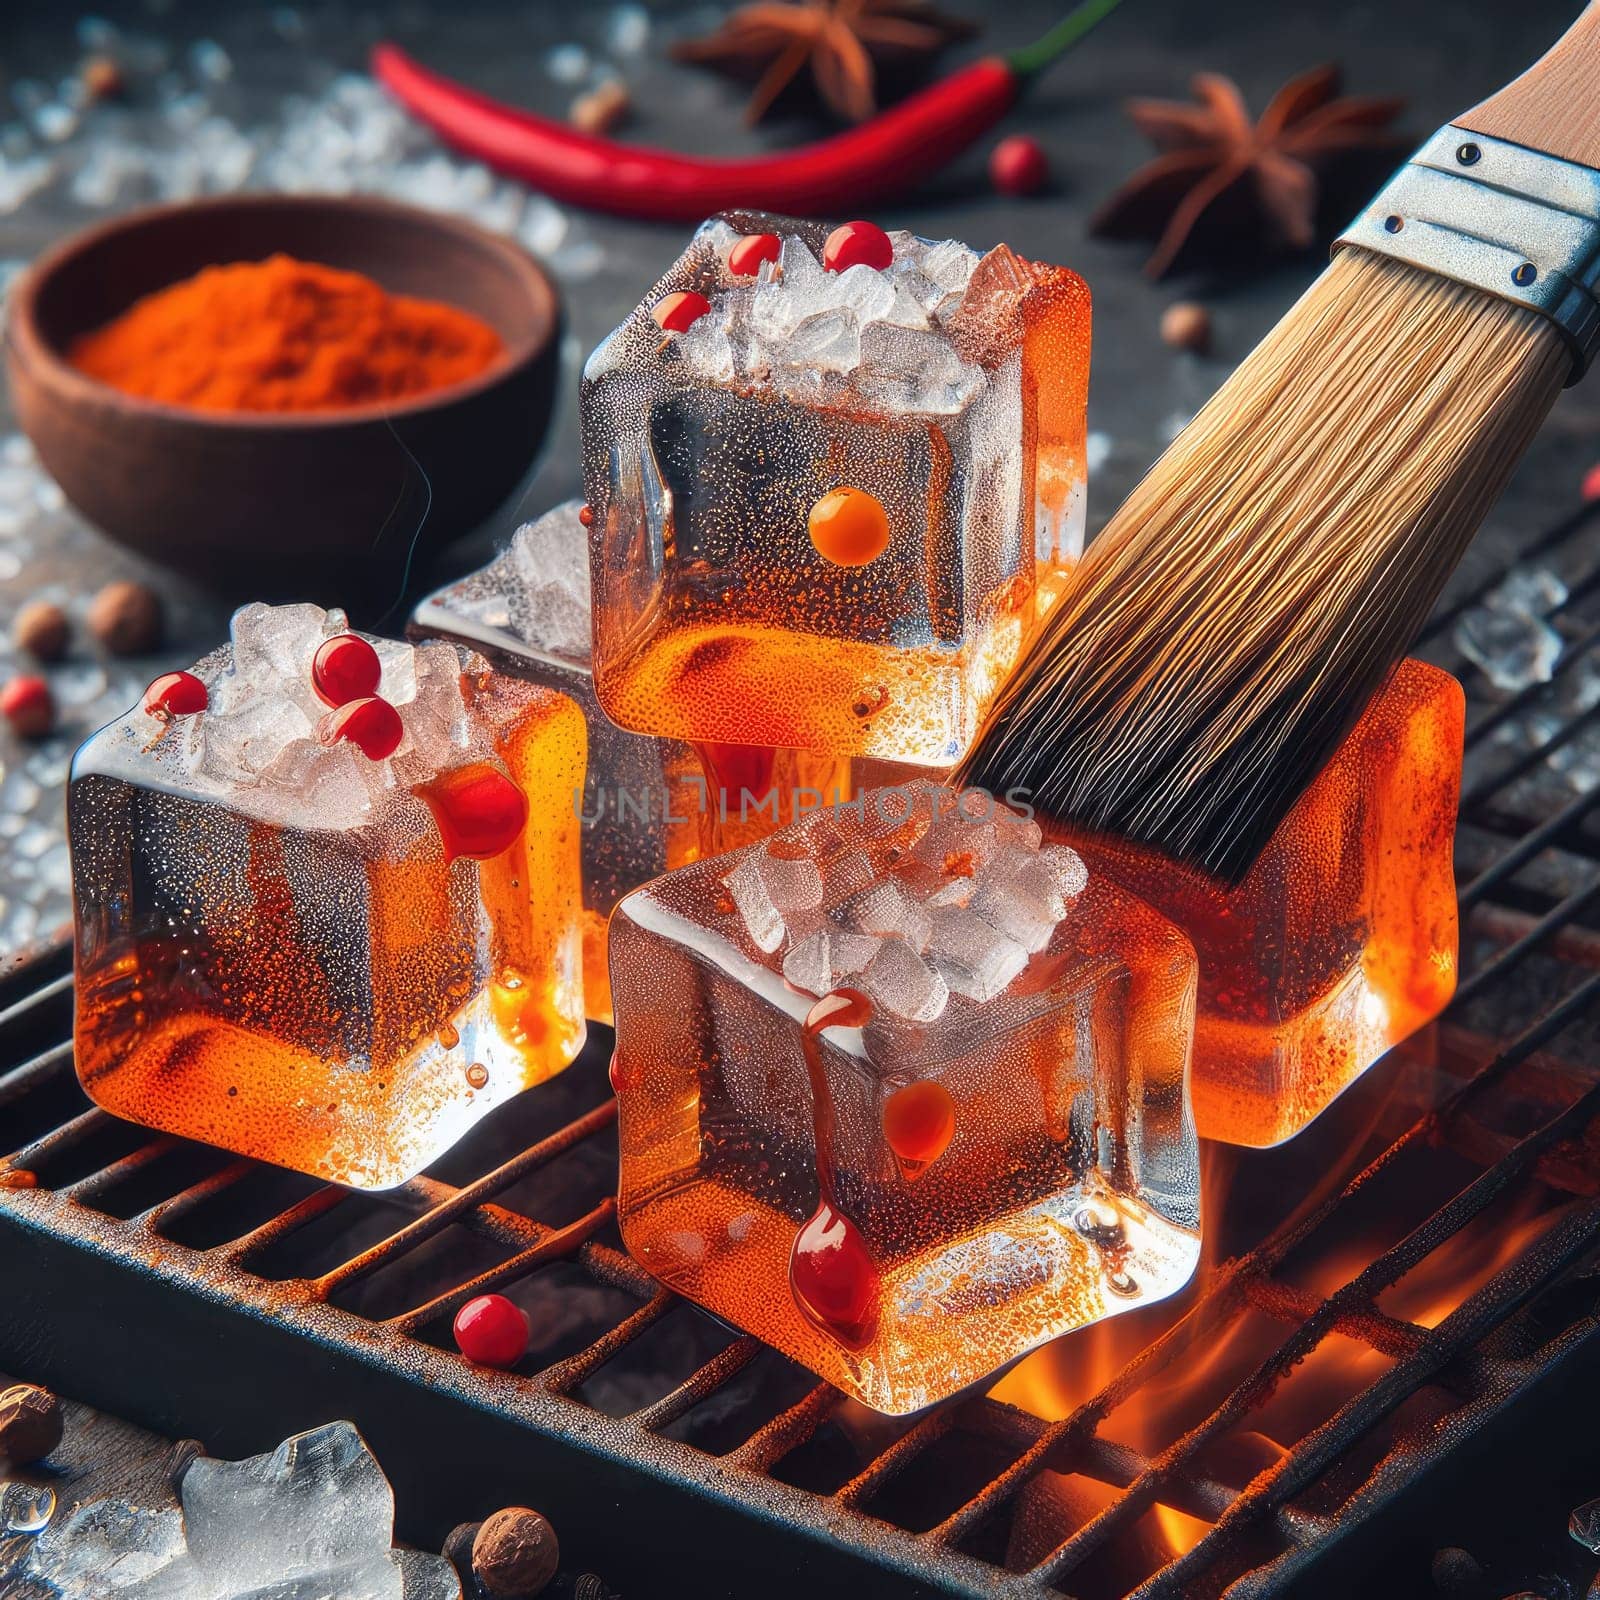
[1073,1199,1125,1246]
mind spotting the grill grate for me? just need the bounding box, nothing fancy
[2,508,1598,1599]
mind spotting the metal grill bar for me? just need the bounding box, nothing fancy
[387,1200,618,1334]
[312,1100,618,1297]
[3,505,1597,1598]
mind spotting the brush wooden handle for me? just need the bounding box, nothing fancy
[1457,2,1600,168]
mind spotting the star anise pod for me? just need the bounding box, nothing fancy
[1092,66,1407,279]
[673,0,976,126]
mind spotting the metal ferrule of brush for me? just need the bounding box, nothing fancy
[1335,124,1600,382]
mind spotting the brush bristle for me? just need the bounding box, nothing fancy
[959,249,1569,883]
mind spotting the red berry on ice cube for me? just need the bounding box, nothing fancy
[823,220,892,273]
[312,633,382,708]
[143,670,208,721]
[319,696,403,761]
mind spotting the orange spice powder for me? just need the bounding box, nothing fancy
[69,253,505,413]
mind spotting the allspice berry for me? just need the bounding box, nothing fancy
[87,580,163,656]
[570,79,630,136]
[13,599,69,662]
[473,1506,560,1598]
[81,56,125,100]
[1160,301,1212,354]
[0,1383,64,1469]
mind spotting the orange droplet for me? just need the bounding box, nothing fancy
[465,1062,489,1089]
[883,1080,956,1178]
[808,487,890,567]
[416,763,528,862]
[439,1021,460,1049]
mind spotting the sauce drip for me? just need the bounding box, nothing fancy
[789,989,881,1349]
[416,762,528,862]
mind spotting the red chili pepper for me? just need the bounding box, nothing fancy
[371,0,1124,222]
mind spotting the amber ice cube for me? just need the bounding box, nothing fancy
[581,211,1092,763]
[414,501,908,1021]
[609,781,1200,1413]
[70,602,587,1189]
[1061,659,1463,1148]
[413,501,868,1021]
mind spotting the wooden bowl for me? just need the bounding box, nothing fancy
[6,193,562,615]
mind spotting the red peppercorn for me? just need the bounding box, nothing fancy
[989,134,1049,197]
[417,762,529,862]
[823,220,893,273]
[1,676,53,738]
[454,1293,529,1367]
[728,232,781,277]
[652,290,711,333]
[319,696,403,761]
[143,670,209,720]
[577,504,594,527]
[312,633,382,708]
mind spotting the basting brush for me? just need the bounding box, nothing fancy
[958,8,1600,883]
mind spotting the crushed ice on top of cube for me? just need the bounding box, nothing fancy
[411,503,595,670]
[89,600,507,839]
[727,785,1090,1021]
[672,225,989,413]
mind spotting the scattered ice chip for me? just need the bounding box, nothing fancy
[28,1500,190,1596]
[1489,565,1567,616]
[544,43,590,83]
[1453,604,1562,691]
[183,1421,394,1588]
[26,1424,460,1599]
[607,3,651,54]
[1571,1494,1600,1554]
[2,1481,57,1535]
